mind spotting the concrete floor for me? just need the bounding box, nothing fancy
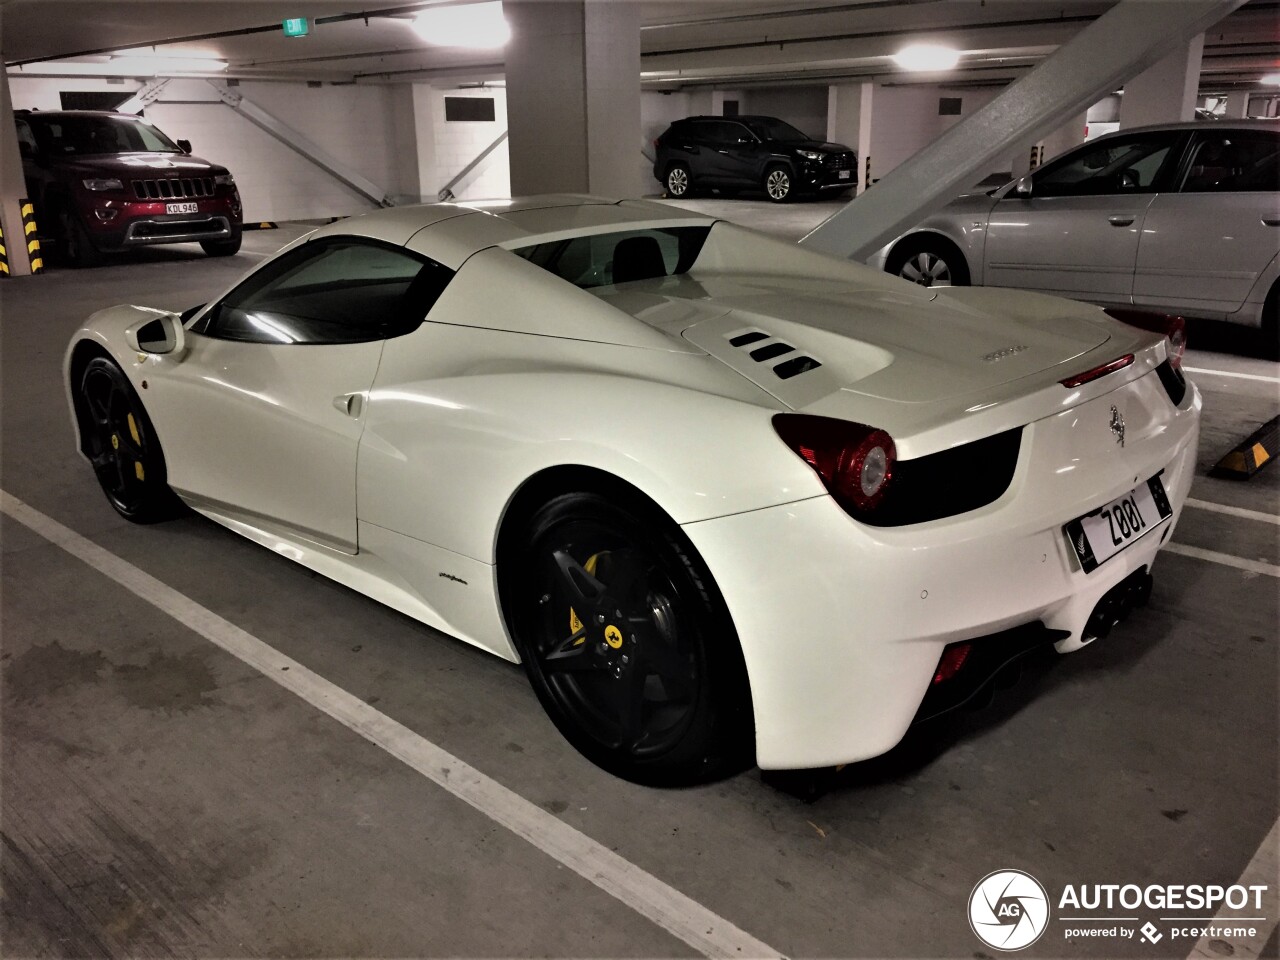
[2,208,1277,959]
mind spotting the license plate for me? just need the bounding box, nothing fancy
[1066,475,1173,573]
[166,202,199,215]
[838,170,851,179]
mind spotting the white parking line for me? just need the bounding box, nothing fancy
[1183,366,1280,384]
[0,491,782,960]
[1185,498,1280,526]
[1164,543,1280,578]
[1187,817,1280,960]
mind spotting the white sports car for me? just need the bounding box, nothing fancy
[64,195,1200,785]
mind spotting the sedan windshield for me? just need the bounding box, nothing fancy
[27,115,181,156]
[742,118,811,142]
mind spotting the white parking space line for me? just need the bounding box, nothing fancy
[1187,817,1280,960]
[0,491,782,960]
[1185,499,1280,526]
[1184,367,1280,385]
[1164,543,1280,578]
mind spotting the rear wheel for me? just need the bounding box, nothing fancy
[77,357,182,523]
[506,491,753,785]
[886,236,971,288]
[665,163,691,198]
[764,164,794,203]
[1261,280,1279,360]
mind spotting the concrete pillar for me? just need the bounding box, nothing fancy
[0,65,32,276]
[826,82,873,193]
[387,85,421,205]
[1119,34,1204,127]
[505,0,642,198]
[411,84,438,202]
[1223,89,1250,118]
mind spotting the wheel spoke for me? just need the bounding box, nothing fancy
[599,550,649,607]
[543,630,601,674]
[637,632,694,701]
[901,261,922,282]
[551,548,606,610]
[617,663,648,750]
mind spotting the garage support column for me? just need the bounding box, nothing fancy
[1119,34,1205,128]
[1223,89,1251,118]
[504,0,641,197]
[826,82,873,194]
[0,65,32,276]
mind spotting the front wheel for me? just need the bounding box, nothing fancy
[506,492,753,785]
[77,357,183,523]
[763,165,794,203]
[886,238,971,288]
[60,210,104,268]
[201,233,242,257]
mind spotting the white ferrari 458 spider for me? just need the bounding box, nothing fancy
[65,195,1200,784]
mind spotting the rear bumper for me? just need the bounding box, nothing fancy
[682,376,1201,770]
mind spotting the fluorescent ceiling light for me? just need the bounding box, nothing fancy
[892,43,961,72]
[1261,73,1280,85]
[413,2,510,49]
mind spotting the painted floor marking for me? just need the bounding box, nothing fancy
[1165,543,1280,578]
[1187,817,1279,960]
[1184,366,1280,385]
[1185,498,1280,526]
[0,491,782,960]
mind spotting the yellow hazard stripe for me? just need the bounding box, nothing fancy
[20,203,33,217]
[0,263,9,275]
[29,257,43,272]
[24,221,36,235]
[27,239,41,254]
[1252,442,1270,467]
[0,244,6,257]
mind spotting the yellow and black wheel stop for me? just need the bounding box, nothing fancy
[0,218,8,276]
[20,199,43,274]
[1211,415,1279,480]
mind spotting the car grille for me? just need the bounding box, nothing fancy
[132,177,216,200]
[823,153,854,170]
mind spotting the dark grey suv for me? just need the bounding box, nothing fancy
[653,115,857,202]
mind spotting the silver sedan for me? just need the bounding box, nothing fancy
[874,120,1279,343]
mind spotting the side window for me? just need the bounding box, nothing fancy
[1180,132,1280,193]
[1032,134,1177,197]
[513,226,711,289]
[15,120,37,157]
[196,238,453,345]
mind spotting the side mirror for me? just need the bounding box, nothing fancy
[176,138,192,154]
[125,314,186,357]
[1014,176,1033,198]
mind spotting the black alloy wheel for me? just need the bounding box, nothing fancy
[60,209,104,268]
[78,357,181,523]
[509,492,752,785]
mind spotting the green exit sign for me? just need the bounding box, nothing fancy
[282,17,309,37]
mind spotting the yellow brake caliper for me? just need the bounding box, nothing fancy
[568,553,602,645]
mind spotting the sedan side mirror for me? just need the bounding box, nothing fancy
[125,314,186,357]
[1014,176,1033,198]
[176,138,193,154]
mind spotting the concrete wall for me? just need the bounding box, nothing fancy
[416,86,510,201]
[741,86,828,141]
[865,84,1003,184]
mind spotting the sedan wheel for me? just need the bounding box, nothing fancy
[899,251,953,287]
[509,492,752,785]
[77,357,181,523]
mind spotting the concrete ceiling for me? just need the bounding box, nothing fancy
[2,0,1277,91]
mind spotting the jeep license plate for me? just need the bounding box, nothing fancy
[166,202,199,215]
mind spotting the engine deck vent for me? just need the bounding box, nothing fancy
[749,342,795,362]
[728,331,768,347]
[774,356,822,379]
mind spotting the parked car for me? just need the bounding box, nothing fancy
[873,121,1280,344]
[64,196,1198,784]
[15,109,243,267]
[653,115,857,202]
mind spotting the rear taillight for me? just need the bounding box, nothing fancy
[1104,307,1186,370]
[1059,353,1134,388]
[933,642,972,684]
[772,414,896,516]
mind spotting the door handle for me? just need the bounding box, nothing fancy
[1108,216,1135,227]
[1263,219,1280,227]
[716,149,729,154]
[333,393,363,418]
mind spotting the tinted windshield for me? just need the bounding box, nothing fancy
[27,115,181,156]
[742,118,810,142]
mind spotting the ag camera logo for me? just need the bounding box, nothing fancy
[969,869,1050,951]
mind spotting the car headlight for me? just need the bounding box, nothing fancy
[214,173,236,186]
[82,178,124,192]
[796,150,823,161]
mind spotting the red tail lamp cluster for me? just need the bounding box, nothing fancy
[772,414,896,517]
[1059,309,1187,389]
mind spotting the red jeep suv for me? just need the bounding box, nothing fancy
[15,110,243,267]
